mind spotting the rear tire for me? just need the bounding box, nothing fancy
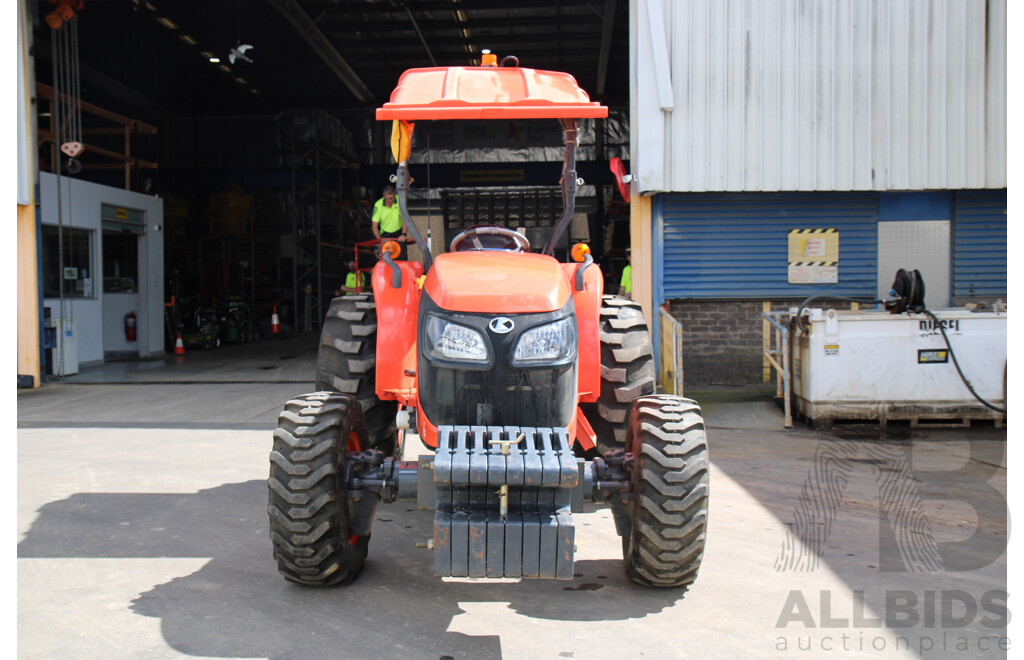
[316,295,398,456]
[622,395,709,589]
[268,392,371,587]
[579,295,656,456]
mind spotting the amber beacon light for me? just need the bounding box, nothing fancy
[571,243,591,263]
[381,240,402,260]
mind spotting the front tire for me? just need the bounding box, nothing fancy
[268,392,372,587]
[579,295,656,456]
[317,295,398,456]
[622,395,709,589]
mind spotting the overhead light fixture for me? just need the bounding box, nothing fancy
[179,34,198,45]
[217,64,231,73]
[233,76,247,85]
[209,57,221,63]
[156,16,177,30]
[451,2,476,59]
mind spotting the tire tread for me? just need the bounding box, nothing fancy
[623,394,710,589]
[316,296,397,454]
[579,295,656,455]
[267,393,370,587]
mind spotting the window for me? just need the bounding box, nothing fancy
[42,225,94,298]
[103,231,139,293]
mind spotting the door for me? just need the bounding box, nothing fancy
[877,221,951,309]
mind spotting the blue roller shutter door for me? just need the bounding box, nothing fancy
[952,190,1007,300]
[660,193,877,300]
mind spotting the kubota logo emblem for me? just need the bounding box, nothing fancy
[489,317,514,334]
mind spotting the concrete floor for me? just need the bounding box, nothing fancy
[17,334,1009,659]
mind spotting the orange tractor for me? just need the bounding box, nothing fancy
[268,57,709,588]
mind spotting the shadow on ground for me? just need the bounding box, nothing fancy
[18,479,685,660]
[691,386,1008,657]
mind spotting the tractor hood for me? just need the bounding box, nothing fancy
[423,252,571,314]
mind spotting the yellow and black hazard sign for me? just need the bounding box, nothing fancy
[788,228,838,284]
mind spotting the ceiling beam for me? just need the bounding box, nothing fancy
[306,0,584,11]
[354,36,611,55]
[317,13,601,33]
[403,4,438,66]
[596,0,615,96]
[35,38,163,112]
[265,0,375,103]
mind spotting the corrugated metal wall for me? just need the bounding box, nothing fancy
[631,0,1006,193]
[657,193,878,299]
[952,190,1007,300]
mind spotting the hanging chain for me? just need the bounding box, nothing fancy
[51,22,66,379]
[49,9,84,379]
[70,16,82,149]
[52,12,83,165]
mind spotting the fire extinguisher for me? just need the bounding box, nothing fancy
[124,311,137,342]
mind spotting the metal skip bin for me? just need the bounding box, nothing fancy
[791,308,1006,427]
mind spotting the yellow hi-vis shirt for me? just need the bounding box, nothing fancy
[620,264,632,295]
[345,271,366,294]
[372,198,403,234]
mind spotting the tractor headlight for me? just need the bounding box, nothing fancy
[424,316,490,364]
[511,317,577,367]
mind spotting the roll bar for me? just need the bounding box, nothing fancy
[541,118,578,256]
[391,163,433,272]
[391,117,577,271]
[378,63,607,272]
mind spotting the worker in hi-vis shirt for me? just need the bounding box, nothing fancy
[372,184,407,260]
[336,260,366,296]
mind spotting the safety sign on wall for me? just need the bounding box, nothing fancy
[788,228,838,284]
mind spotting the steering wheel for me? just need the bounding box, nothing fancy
[449,226,532,253]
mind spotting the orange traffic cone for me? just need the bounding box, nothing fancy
[174,332,186,355]
[271,306,281,335]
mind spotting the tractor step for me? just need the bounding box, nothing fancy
[432,426,578,579]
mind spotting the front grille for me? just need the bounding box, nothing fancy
[420,362,576,428]
[417,289,578,430]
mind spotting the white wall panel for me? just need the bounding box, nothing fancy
[850,0,873,190]
[760,0,782,191]
[906,0,928,189]
[632,0,1006,193]
[985,0,1006,183]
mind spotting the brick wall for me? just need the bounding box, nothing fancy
[665,299,858,386]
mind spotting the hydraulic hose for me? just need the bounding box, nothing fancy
[914,307,1007,414]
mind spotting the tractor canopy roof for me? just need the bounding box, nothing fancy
[376,65,608,121]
